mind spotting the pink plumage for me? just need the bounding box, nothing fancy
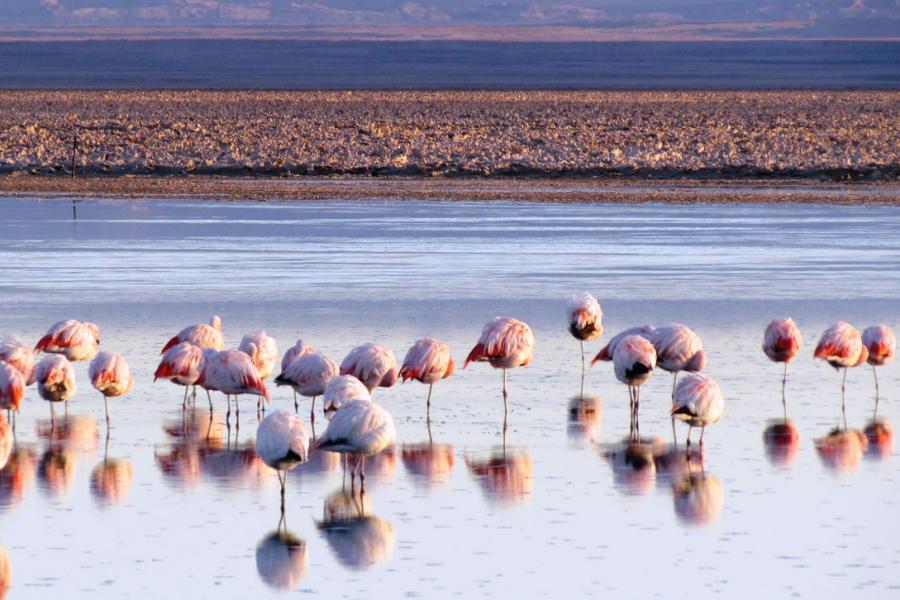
[275,352,338,397]
[238,330,278,380]
[0,338,36,386]
[34,319,100,361]
[340,343,399,392]
[0,362,25,413]
[160,315,223,355]
[89,351,135,398]
[197,349,270,403]
[400,337,454,384]
[35,354,77,403]
[763,317,803,363]
[592,326,655,365]
[814,321,867,368]
[280,339,315,373]
[862,325,895,366]
[566,293,603,341]
[154,341,204,386]
[464,317,534,370]
[612,335,657,386]
[649,324,706,373]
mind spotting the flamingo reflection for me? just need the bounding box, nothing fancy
[155,407,228,489]
[0,446,37,508]
[863,419,893,460]
[0,545,9,600]
[567,394,602,445]
[0,416,10,471]
[256,528,309,590]
[672,468,724,526]
[38,446,76,496]
[317,488,396,571]
[603,438,664,495]
[815,427,868,473]
[401,417,454,487]
[90,429,133,505]
[466,448,533,503]
[763,420,801,467]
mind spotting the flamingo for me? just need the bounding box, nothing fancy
[399,337,454,419]
[670,372,725,448]
[763,317,803,399]
[322,375,371,419]
[240,330,279,381]
[154,341,205,408]
[160,315,223,354]
[34,319,100,361]
[89,351,134,424]
[316,399,396,493]
[35,354,77,424]
[464,317,534,413]
[567,292,603,370]
[648,324,706,443]
[280,340,315,373]
[0,413,11,470]
[0,362,25,426]
[256,410,310,510]
[0,338,36,386]
[612,334,657,439]
[814,321,868,427]
[340,343,398,393]
[591,325,656,364]
[274,352,338,423]
[196,349,270,419]
[861,325,895,399]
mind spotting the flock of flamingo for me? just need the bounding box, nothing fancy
[0,292,895,506]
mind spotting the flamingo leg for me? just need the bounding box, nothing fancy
[293,390,298,413]
[670,373,677,446]
[104,394,110,425]
[580,340,585,376]
[206,388,213,412]
[310,396,316,428]
[360,455,367,494]
[182,386,189,409]
[50,402,56,431]
[634,385,640,441]
[699,425,706,448]
[502,369,508,415]
[279,470,286,512]
[841,367,848,430]
[426,384,433,420]
[686,425,692,449]
[226,394,231,418]
[873,365,880,402]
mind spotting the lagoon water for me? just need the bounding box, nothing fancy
[0,197,898,598]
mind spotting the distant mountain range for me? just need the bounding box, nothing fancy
[0,0,897,40]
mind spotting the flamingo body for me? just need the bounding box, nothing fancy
[280,339,315,373]
[400,337,454,384]
[197,350,270,402]
[89,351,134,398]
[322,375,371,418]
[862,325,895,366]
[316,400,396,456]
[0,338,36,385]
[256,410,310,471]
[649,324,706,373]
[35,354,77,403]
[239,330,279,380]
[0,362,25,412]
[160,315,223,354]
[814,322,867,368]
[35,319,100,361]
[154,341,204,386]
[613,335,657,386]
[592,325,655,364]
[275,352,339,397]
[340,343,399,392]
[464,317,534,370]
[670,373,725,429]
[567,292,603,341]
[763,317,803,363]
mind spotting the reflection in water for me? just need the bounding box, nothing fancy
[361,444,398,481]
[654,444,703,487]
[0,416,10,471]
[864,419,894,460]
[38,447,76,496]
[466,447,533,503]
[401,442,454,486]
[567,395,601,444]
[815,428,868,473]
[672,471,725,526]
[763,419,801,467]
[90,430,133,505]
[0,545,9,600]
[0,447,37,508]
[289,446,341,481]
[36,414,99,456]
[317,489,396,571]
[604,438,665,496]
[256,529,309,591]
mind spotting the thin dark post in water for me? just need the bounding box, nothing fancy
[71,126,78,178]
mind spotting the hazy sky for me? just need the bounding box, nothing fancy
[1,0,898,39]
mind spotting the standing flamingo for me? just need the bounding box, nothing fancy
[763,317,803,400]
[160,316,223,354]
[316,399,396,493]
[814,321,868,428]
[591,326,656,364]
[648,324,706,443]
[154,341,205,408]
[861,325,895,400]
[0,339,36,386]
[240,330,279,381]
[196,349,270,419]
[612,334,657,439]
[464,317,534,413]
[399,337,454,419]
[280,340,315,374]
[340,343,398,393]
[275,352,338,423]
[89,351,134,424]
[671,373,725,448]
[256,410,310,510]
[0,362,25,425]
[35,319,100,361]
[322,375,371,419]
[35,354,77,424]
[567,293,603,372]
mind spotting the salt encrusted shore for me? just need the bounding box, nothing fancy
[1,91,897,181]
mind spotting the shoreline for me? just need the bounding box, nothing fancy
[2,175,898,203]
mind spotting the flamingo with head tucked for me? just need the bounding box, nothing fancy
[35,354,76,424]
[275,352,338,424]
[322,375,371,420]
[648,324,706,443]
[240,330,279,381]
[35,319,100,361]
[89,351,134,424]
[154,341,205,408]
[566,293,603,372]
[0,362,25,426]
[400,337,454,419]
[256,410,309,510]
[196,349,270,419]
[160,316,223,354]
[340,343,398,393]
[861,325,895,399]
[763,317,803,398]
[592,326,656,365]
[612,334,656,439]
[0,338,36,386]
[671,373,724,448]
[814,321,868,428]
[464,317,534,413]
[280,340,315,374]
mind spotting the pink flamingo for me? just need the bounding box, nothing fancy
[400,337,454,418]
[340,343,398,393]
[280,340,315,374]
[591,326,656,364]
[35,354,77,424]
[861,325,895,399]
[275,352,338,423]
[464,317,534,413]
[612,334,656,439]
[0,339,36,386]
[316,399,396,493]
[648,324,706,443]
[239,330,279,381]
[35,319,100,361]
[196,349,270,419]
[256,410,310,509]
[763,317,803,399]
[814,321,868,427]
[154,341,205,408]
[566,293,603,371]
[160,315,223,354]
[0,362,25,426]
[322,375,371,419]
[670,373,724,448]
[89,351,134,424]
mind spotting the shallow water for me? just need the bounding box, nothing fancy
[0,198,898,598]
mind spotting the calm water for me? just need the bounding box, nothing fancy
[0,197,898,598]
[0,41,898,89]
